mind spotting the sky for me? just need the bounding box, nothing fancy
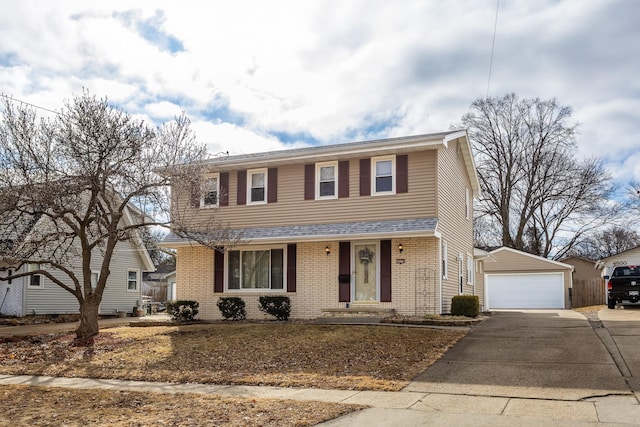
[0,0,639,185]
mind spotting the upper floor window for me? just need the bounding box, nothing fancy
[465,187,470,220]
[372,155,395,195]
[127,269,139,292]
[441,241,448,279]
[248,169,267,205]
[316,161,338,199]
[201,174,220,208]
[227,247,284,290]
[28,263,43,288]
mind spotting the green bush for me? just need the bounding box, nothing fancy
[166,300,199,322]
[217,297,246,320]
[258,296,291,321]
[451,295,479,317]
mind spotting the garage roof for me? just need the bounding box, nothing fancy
[484,247,574,273]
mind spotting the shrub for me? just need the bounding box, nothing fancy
[166,300,200,322]
[451,295,479,318]
[217,297,246,320]
[258,296,291,321]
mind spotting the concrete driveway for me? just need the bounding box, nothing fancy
[405,310,630,400]
[599,306,640,388]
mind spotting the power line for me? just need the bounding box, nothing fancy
[486,0,500,98]
[0,92,61,116]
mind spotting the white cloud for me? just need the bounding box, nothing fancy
[0,0,638,185]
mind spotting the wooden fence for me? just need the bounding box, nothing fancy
[571,278,606,308]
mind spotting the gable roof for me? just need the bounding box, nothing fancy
[595,245,640,269]
[487,247,574,271]
[201,131,481,197]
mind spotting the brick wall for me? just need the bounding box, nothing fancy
[176,237,441,320]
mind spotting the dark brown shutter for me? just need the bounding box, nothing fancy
[214,248,224,293]
[359,158,370,196]
[220,172,229,206]
[190,178,201,208]
[287,243,297,292]
[396,154,408,194]
[237,170,247,205]
[380,240,392,302]
[304,164,314,200]
[338,241,351,302]
[338,160,349,198]
[267,168,278,203]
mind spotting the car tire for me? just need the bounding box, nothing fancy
[608,299,616,309]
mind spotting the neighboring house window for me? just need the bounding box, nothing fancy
[247,169,267,204]
[372,155,395,195]
[441,241,448,279]
[127,270,139,292]
[316,161,338,199]
[458,253,464,294]
[227,247,284,290]
[465,187,470,220]
[467,254,473,285]
[28,263,43,288]
[201,174,220,208]
[91,272,99,290]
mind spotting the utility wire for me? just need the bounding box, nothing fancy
[0,92,61,116]
[486,0,500,98]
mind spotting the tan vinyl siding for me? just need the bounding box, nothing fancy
[24,239,144,315]
[436,139,477,312]
[175,151,437,228]
[484,250,569,273]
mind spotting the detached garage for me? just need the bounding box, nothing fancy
[481,247,574,310]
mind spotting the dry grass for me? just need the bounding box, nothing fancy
[573,305,606,313]
[0,323,465,391]
[0,384,362,427]
[0,323,464,426]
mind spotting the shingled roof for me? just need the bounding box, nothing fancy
[162,217,439,246]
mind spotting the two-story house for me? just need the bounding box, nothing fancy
[162,131,481,319]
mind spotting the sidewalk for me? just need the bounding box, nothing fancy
[1,373,639,426]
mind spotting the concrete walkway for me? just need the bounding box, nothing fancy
[2,310,640,425]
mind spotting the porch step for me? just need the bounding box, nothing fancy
[315,316,383,325]
[318,307,396,324]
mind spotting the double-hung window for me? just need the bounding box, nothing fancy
[201,174,220,208]
[28,263,43,288]
[127,269,139,292]
[467,254,474,285]
[372,156,395,195]
[248,169,267,205]
[316,161,337,199]
[227,247,284,290]
[441,241,448,279]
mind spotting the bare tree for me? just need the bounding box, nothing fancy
[462,94,620,258]
[0,91,227,341]
[568,226,640,260]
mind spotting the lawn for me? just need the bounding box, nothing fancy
[0,322,466,426]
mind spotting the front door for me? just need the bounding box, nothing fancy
[353,242,378,302]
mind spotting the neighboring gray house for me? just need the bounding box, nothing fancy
[0,206,155,317]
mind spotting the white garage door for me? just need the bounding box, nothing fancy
[486,273,564,309]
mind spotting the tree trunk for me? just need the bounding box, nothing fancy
[75,296,100,341]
